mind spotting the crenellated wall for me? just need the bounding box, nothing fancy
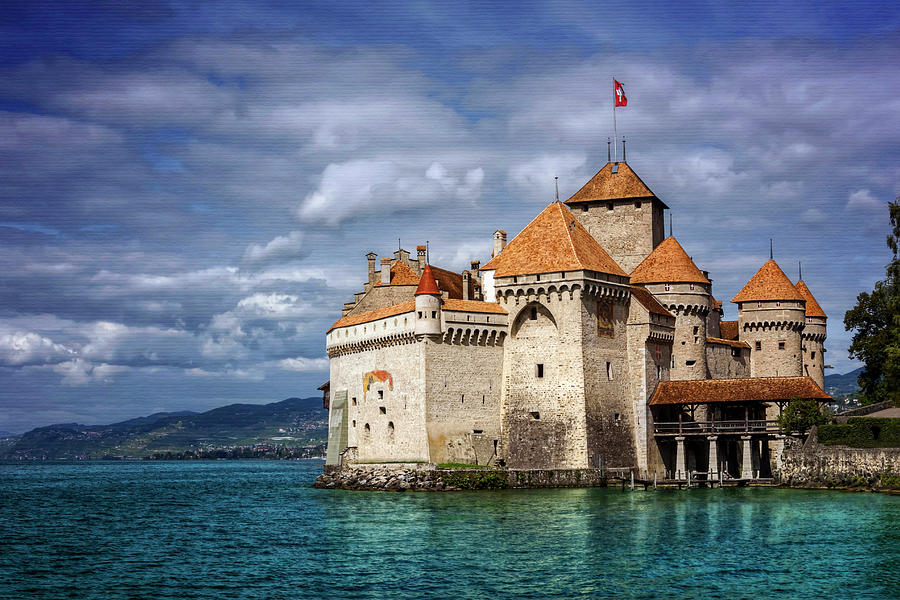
[639,282,711,380]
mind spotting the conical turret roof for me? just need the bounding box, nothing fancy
[731,260,804,303]
[482,202,627,278]
[565,162,668,209]
[415,263,441,295]
[630,237,710,285]
[795,280,827,318]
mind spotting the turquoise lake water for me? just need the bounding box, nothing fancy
[1,461,898,599]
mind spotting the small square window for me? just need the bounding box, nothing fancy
[635,201,642,209]
[607,203,614,211]
[379,406,386,414]
[778,341,786,350]
[755,341,761,350]
[582,205,588,212]
[431,311,436,318]
[378,390,384,399]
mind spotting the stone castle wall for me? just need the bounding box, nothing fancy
[641,283,711,380]
[573,199,665,273]
[801,318,826,389]
[706,342,750,379]
[779,428,900,489]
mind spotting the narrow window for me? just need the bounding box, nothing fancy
[664,283,670,291]
[513,276,518,283]
[378,390,384,400]
[387,422,394,440]
[536,274,541,281]
[671,356,675,368]
[755,341,761,351]
[693,326,699,335]
[776,301,781,307]
[607,202,614,211]
[431,311,436,319]
[482,395,485,405]
[606,362,612,380]
[364,423,370,435]
[536,363,544,378]
[352,420,356,427]
[486,316,490,322]
[811,351,816,360]
[778,341,786,350]
[530,306,538,320]
[657,365,661,379]
[379,406,386,414]
[352,397,357,406]
[461,395,464,404]
[690,283,695,290]
[757,301,762,308]
[418,311,422,318]
[614,413,621,423]
[467,315,471,321]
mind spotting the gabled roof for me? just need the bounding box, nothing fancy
[731,260,805,303]
[565,162,668,209]
[375,261,420,287]
[481,202,627,278]
[719,320,739,341]
[795,280,827,318]
[415,264,441,296]
[706,337,750,349]
[650,376,831,406]
[629,237,710,284]
[329,301,416,332]
[630,286,674,318]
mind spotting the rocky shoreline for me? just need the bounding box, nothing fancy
[315,467,451,491]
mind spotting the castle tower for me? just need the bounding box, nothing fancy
[630,237,711,380]
[414,263,443,337]
[795,279,827,388]
[482,201,633,470]
[565,161,667,272]
[732,260,806,378]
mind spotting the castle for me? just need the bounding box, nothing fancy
[322,158,831,480]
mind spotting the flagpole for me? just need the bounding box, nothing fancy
[613,78,618,163]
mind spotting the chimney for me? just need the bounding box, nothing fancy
[380,258,392,285]
[493,230,507,258]
[416,245,427,274]
[462,270,471,301]
[366,252,377,285]
[470,259,480,273]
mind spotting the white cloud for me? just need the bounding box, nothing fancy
[242,231,305,267]
[0,331,75,366]
[278,356,329,371]
[846,189,883,211]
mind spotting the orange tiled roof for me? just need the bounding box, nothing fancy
[442,299,507,314]
[482,202,627,278]
[375,261,420,287]
[731,260,805,303]
[430,265,468,299]
[795,280,827,318]
[650,376,830,406]
[712,298,722,310]
[565,162,668,208]
[415,264,441,295]
[629,237,710,284]
[630,286,674,318]
[719,320,739,340]
[706,337,750,349]
[328,301,416,332]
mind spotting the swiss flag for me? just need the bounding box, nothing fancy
[614,80,627,107]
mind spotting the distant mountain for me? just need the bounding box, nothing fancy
[1,397,327,460]
[825,367,863,396]
[0,430,15,438]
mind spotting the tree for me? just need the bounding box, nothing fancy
[778,397,828,435]
[844,198,900,405]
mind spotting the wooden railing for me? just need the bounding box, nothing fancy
[653,420,781,435]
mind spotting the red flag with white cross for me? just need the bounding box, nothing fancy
[614,80,627,107]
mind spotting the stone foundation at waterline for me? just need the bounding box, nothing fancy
[314,464,607,491]
[778,428,900,490]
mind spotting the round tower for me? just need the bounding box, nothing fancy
[731,260,805,378]
[630,237,711,380]
[795,279,827,389]
[414,263,443,337]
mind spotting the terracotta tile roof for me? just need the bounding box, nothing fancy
[719,320,739,340]
[706,337,750,349]
[481,202,627,278]
[650,376,831,406]
[712,298,722,310]
[427,265,469,298]
[442,299,507,314]
[565,162,668,208]
[375,261,420,287]
[415,264,441,296]
[629,237,710,284]
[795,280,827,318]
[732,260,805,303]
[630,286,674,318]
[329,301,415,332]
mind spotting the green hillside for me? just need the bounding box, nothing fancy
[1,397,327,460]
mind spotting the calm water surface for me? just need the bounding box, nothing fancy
[1,460,898,599]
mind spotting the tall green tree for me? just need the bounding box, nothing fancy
[844,198,900,405]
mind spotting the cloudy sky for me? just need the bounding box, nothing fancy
[1,1,897,433]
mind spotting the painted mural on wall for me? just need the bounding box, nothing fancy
[363,370,394,402]
[597,301,614,337]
